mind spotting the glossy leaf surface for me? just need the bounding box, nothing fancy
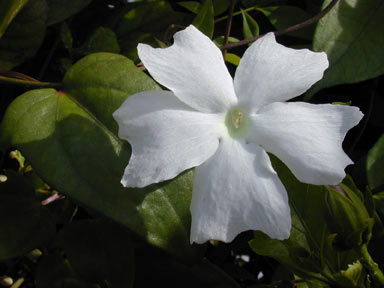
[0,53,198,260]
[309,0,384,96]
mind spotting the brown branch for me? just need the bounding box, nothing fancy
[220,0,339,50]
[223,0,238,57]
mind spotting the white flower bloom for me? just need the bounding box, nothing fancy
[113,25,363,244]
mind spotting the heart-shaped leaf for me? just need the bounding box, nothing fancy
[0,53,200,261]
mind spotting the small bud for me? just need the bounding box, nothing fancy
[0,175,7,183]
[0,276,13,287]
[325,184,374,249]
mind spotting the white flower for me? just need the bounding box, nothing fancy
[113,25,363,244]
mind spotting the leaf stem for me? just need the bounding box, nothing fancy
[356,244,384,286]
[0,75,61,88]
[220,0,339,50]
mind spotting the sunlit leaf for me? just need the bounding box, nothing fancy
[308,0,384,97]
[0,53,200,261]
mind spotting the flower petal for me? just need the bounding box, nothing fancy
[138,25,237,113]
[190,139,291,244]
[113,91,223,188]
[234,33,328,109]
[247,102,363,185]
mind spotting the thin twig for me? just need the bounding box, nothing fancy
[223,0,237,58]
[220,0,339,50]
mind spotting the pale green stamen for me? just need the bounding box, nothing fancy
[225,108,250,139]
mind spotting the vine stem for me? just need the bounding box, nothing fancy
[220,0,339,50]
[223,0,237,58]
[356,245,384,286]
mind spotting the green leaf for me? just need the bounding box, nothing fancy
[0,0,47,70]
[0,53,199,261]
[178,1,201,14]
[259,6,314,40]
[46,0,93,25]
[59,219,134,288]
[0,170,55,260]
[241,9,259,40]
[62,53,159,133]
[193,0,214,38]
[0,0,29,38]
[225,53,240,66]
[367,134,384,190]
[308,0,384,97]
[78,26,120,55]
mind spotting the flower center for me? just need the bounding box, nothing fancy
[225,108,250,139]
